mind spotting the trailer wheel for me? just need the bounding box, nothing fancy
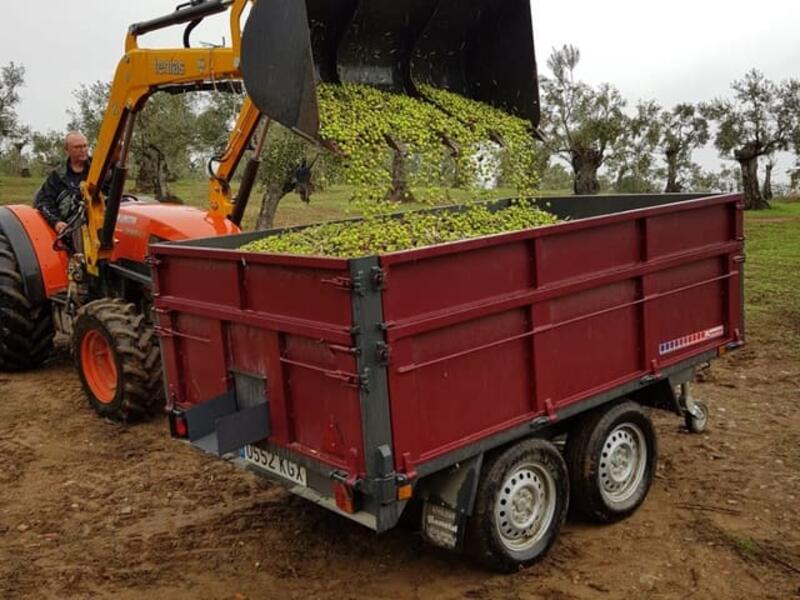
[467,439,568,573]
[564,401,657,523]
[0,232,54,370]
[684,400,709,434]
[73,299,163,422]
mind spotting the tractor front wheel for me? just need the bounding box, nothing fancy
[73,299,163,421]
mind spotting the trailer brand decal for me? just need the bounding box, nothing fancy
[659,326,724,356]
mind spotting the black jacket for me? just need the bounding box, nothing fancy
[34,159,92,228]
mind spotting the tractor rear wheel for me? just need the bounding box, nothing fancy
[0,232,54,370]
[73,298,164,421]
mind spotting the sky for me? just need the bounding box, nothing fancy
[2,0,799,182]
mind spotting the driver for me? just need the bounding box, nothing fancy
[34,131,91,237]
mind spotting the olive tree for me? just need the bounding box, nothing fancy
[540,45,627,195]
[0,62,25,146]
[703,70,800,209]
[659,104,709,193]
[608,100,662,193]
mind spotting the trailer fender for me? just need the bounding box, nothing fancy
[416,453,484,550]
[630,377,682,415]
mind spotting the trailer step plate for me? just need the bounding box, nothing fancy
[240,445,307,487]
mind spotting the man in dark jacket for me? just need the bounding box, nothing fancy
[34,131,91,235]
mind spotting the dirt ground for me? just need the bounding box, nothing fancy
[0,323,797,600]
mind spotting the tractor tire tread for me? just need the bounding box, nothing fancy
[0,232,54,371]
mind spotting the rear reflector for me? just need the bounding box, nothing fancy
[334,482,357,514]
[397,484,413,501]
[169,411,189,439]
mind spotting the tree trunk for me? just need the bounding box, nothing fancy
[255,184,284,230]
[762,162,774,201]
[386,147,415,203]
[664,151,681,193]
[738,157,768,210]
[135,146,171,201]
[572,152,601,195]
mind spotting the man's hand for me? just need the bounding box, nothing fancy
[55,222,68,235]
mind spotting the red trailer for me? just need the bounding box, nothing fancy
[151,192,745,571]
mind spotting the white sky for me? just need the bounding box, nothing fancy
[2,0,799,182]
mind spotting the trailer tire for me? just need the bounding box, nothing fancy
[0,232,54,371]
[466,439,568,573]
[73,299,163,422]
[564,401,657,524]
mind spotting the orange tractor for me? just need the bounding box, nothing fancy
[0,0,539,421]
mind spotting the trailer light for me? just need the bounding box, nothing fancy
[718,346,728,357]
[334,482,356,514]
[170,411,189,439]
[397,484,413,501]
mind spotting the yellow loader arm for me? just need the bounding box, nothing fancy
[83,0,258,274]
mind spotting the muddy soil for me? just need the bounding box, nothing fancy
[1,326,798,600]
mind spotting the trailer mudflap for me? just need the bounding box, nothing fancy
[417,453,483,551]
[180,375,271,456]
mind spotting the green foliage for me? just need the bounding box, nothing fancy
[703,70,800,161]
[539,161,573,192]
[242,200,558,258]
[540,45,628,195]
[0,62,26,146]
[607,100,663,193]
[316,83,540,209]
[659,103,709,192]
[67,81,110,144]
[702,70,800,209]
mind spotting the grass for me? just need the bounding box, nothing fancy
[743,200,800,356]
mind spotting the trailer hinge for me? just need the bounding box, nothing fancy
[370,266,387,291]
[321,275,354,292]
[145,254,162,267]
[359,367,371,393]
[327,343,360,356]
[351,270,365,296]
[402,452,418,481]
[733,255,746,264]
[153,326,211,344]
[376,342,391,365]
[640,359,663,385]
[544,398,557,423]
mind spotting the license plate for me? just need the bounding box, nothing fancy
[239,445,307,487]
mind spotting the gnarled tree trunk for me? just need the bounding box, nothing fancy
[735,144,768,210]
[572,150,603,195]
[763,161,774,201]
[664,149,682,193]
[136,145,171,201]
[385,137,415,203]
[255,184,284,230]
[387,149,415,203]
[737,157,768,210]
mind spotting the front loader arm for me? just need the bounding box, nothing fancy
[82,0,251,275]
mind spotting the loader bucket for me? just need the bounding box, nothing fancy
[240,0,539,142]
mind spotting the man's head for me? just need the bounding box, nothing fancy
[64,131,89,166]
